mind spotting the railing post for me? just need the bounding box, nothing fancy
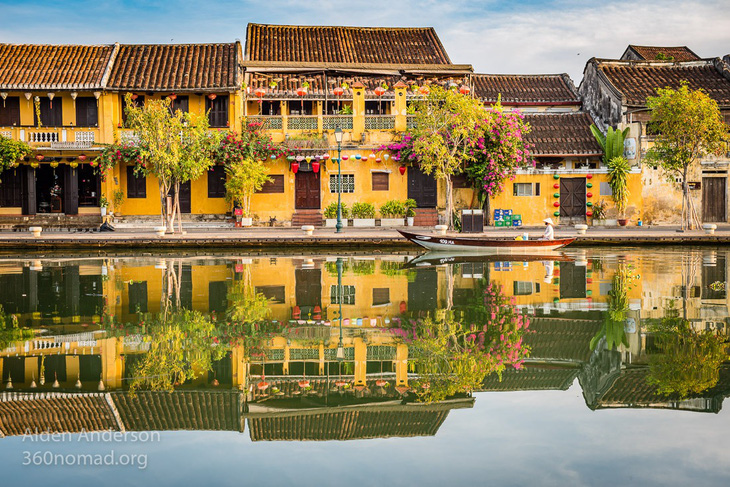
[394,81,407,133]
[352,82,365,141]
[317,101,323,135]
[280,101,288,138]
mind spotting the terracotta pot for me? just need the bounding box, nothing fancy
[618,219,628,226]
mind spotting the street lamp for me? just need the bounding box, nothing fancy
[334,127,344,233]
[336,256,344,361]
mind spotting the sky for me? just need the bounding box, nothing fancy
[1,0,729,84]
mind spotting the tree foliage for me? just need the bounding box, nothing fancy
[646,83,728,229]
[590,124,630,165]
[0,135,32,177]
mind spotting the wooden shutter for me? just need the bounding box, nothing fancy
[452,173,470,188]
[372,288,390,306]
[207,165,227,198]
[126,166,146,198]
[258,175,285,193]
[372,172,389,191]
[75,98,98,127]
[206,95,229,127]
[35,97,63,127]
[0,167,22,207]
[121,95,144,124]
[0,97,20,126]
[172,96,189,113]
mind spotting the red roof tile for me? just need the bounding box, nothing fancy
[473,74,579,105]
[0,44,115,90]
[107,43,240,91]
[245,24,452,65]
[524,112,603,156]
[596,59,730,106]
[622,45,701,62]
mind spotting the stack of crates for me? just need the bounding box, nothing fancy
[494,209,520,227]
[511,214,522,227]
[494,209,505,226]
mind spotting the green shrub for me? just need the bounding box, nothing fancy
[351,202,375,219]
[324,201,349,219]
[352,260,375,275]
[379,200,404,218]
[404,198,417,217]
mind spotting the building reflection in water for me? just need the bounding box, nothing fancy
[1,248,729,439]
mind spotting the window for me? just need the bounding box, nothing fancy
[171,96,189,114]
[78,165,100,206]
[513,281,534,295]
[257,175,285,193]
[209,281,228,314]
[372,288,390,306]
[0,97,20,126]
[75,98,98,127]
[372,172,389,191]
[452,173,470,189]
[600,182,613,196]
[121,95,144,124]
[126,166,147,198]
[329,174,355,193]
[206,95,229,127]
[128,281,148,314]
[34,97,63,127]
[255,285,286,304]
[331,284,355,305]
[513,182,534,196]
[207,165,226,198]
[0,167,22,207]
[261,100,280,116]
[289,100,313,115]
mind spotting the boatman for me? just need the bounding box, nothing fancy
[541,218,555,241]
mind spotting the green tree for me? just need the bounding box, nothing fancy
[0,135,32,180]
[409,86,487,229]
[646,83,729,229]
[590,125,630,165]
[123,93,219,233]
[224,159,271,218]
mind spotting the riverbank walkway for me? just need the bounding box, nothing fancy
[2,224,730,250]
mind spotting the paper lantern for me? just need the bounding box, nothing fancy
[553,193,560,198]
[254,88,266,98]
[342,155,349,161]
[312,161,320,173]
[553,174,560,179]
[586,174,593,179]
[333,87,344,96]
[553,201,560,207]
[355,154,361,160]
[383,154,390,160]
[323,154,330,160]
[586,192,593,198]
[553,211,560,217]
[305,156,311,163]
[35,154,44,162]
[374,86,386,97]
[399,166,406,175]
[586,182,593,188]
[168,93,177,101]
[587,202,593,207]
[361,155,368,161]
[291,162,299,173]
[296,155,304,162]
[270,154,277,159]
[376,158,382,163]
[78,154,87,162]
[296,87,307,97]
[208,93,217,100]
[553,183,560,189]
[586,278,593,284]
[459,85,471,95]
[586,210,593,217]
[418,86,430,95]
[287,155,295,161]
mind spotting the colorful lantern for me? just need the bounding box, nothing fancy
[323,154,330,160]
[312,161,320,173]
[35,154,44,162]
[257,381,269,391]
[342,155,349,161]
[553,201,560,207]
[553,211,560,217]
[361,155,368,161]
[305,156,311,163]
[254,87,266,98]
[586,174,593,179]
[376,157,382,163]
[586,192,593,198]
[459,85,471,95]
[553,183,560,189]
[168,93,177,101]
[69,161,78,169]
[207,93,217,100]
[298,379,310,388]
[296,87,307,97]
[553,193,560,198]
[291,162,299,173]
[333,87,344,96]
[399,166,406,175]
[418,86,430,95]
[374,86,386,97]
[78,154,87,162]
[30,162,39,169]
[355,154,361,160]
[553,174,560,179]
[586,182,593,188]
[50,161,59,168]
[383,154,390,160]
[296,155,304,162]
[586,210,593,217]
[287,155,295,161]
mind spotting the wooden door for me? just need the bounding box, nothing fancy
[295,268,321,307]
[408,166,437,208]
[63,166,79,215]
[295,171,320,209]
[21,165,36,215]
[178,181,191,213]
[703,178,726,222]
[560,178,586,220]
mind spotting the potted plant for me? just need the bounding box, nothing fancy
[351,202,375,227]
[404,198,417,226]
[591,199,608,226]
[112,189,125,217]
[379,200,405,227]
[608,156,630,226]
[99,195,109,217]
[324,201,349,227]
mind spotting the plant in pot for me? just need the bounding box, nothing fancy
[607,156,630,226]
[351,202,375,227]
[99,195,109,217]
[225,158,271,227]
[324,201,349,227]
[404,198,417,226]
[112,189,125,217]
[379,200,405,227]
[591,199,608,226]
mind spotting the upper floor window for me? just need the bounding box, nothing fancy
[171,96,189,114]
[206,95,229,127]
[260,100,280,116]
[0,97,20,126]
[34,97,62,127]
[289,100,313,116]
[121,95,144,125]
[75,98,98,127]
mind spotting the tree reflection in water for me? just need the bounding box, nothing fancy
[391,280,531,403]
[591,261,638,351]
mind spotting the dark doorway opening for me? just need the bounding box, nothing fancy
[36,164,64,213]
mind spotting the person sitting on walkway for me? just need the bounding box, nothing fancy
[541,218,555,241]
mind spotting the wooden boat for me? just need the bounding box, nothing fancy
[397,230,575,253]
[404,251,573,268]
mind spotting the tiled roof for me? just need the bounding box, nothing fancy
[245,24,452,65]
[480,366,578,391]
[526,317,603,362]
[473,74,579,105]
[524,112,603,156]
[107,43,240,91]
[623,45,701,62]
[0,44,116,90]
[247,401,473,441]
[0,392,118,437]
[111,391,243,431]
[595,59,730,106]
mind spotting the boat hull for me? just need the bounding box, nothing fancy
[397,230,575,253]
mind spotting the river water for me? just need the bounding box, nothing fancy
[0,246,728,486]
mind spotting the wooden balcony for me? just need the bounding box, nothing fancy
[0,127,100,149]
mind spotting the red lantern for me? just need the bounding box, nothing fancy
[586,174,593,179]
[35,154,44,162]
[418,86,430,95]
[291,162,299,173]
[553,201,560,207]
[553,183,560,189]
[586,192,593,198]
[312,161,320,173]
[254,87,266,98]
[296,87,308,97]
[586,278,593,284]
[586,210,593,217]
[333,87,344,96]
[168,93,177,101]
[207,93,217,100]
[257,381,269,391]
[131,93,138,100]
[399,165,406,175]
[322,154,330,160]
[399,301,407,313]
[298,379,310,388]
[78,154,87,162]
[459,85,471,95]
[374,86,386,97]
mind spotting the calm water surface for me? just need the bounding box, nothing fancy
[0,246,729,486]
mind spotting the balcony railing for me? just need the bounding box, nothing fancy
[119,130,140,146]
[406,115,417,129]
[28,131,59,143]
[323,115,353,130]
[287,115,319,131]
[247,115,283,130]
[365,115,396,130]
